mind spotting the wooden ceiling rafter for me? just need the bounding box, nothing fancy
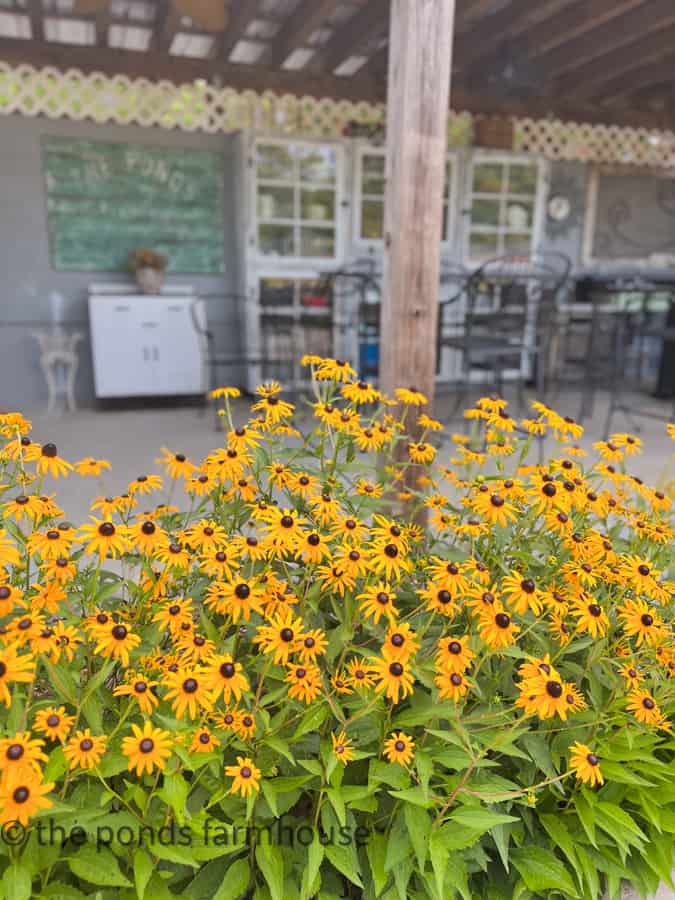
[530,0,675,76]
[523,0,647,59]
[220,2,261,61]
[26,0,43,42]
[264,0,338,69]
[313,0,390,74]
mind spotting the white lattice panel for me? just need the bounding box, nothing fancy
[3,61,675,167]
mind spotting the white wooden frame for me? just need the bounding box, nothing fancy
[462,151,548,265]
[582,163,675,267]
[250,135,347,269]
[352,143,459,250]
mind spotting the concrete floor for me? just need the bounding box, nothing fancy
[13,388,674,524]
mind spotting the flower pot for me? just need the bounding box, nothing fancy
[135,267,164,295]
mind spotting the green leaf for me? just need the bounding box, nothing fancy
[575,845,600,900]
[574,793,596,847]
[449,808,518,831]
[595,801,646,848]
[366,831,389,897]
[326,788,346,826]
[404,803,430,872]
[261,736,295,766]
[214,857,251,900]
[41,658,77,704]
[1,863,32,900]
[384,812,412,872]
[539,814,582,887]
[511,847,578,897]
[133,848,153,900]
[388,786,431,808]
[325,841,363,889]
[39,883,87,899]
[255,842,285,900]
[491,822,511,873]
[520,733,557,780]
[429,828,450,898]
[292,704,328,741]
[67,846,132,887]
[300,833,324,900]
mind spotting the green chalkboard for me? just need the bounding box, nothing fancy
[43,138,226,274]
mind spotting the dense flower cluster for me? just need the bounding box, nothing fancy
[0,356,672,899]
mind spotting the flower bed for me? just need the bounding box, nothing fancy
[0,356,673,900]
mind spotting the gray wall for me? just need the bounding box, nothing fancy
[0,115,242,410]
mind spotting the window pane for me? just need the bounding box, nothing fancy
[507,164,537,195]
[300,226,335,257]
[469,231,499,259]
[471,198,500,227]
[299,146,336,184]
[472,163,503,193]
[300,279,333,311]
[258,224,295,256]
[503,233,532,257]
[259,278,295,308]
[505,200,534,230]
[257,186,294,220]
[361,199,384,239]
[256,144,294,181]
[300,188,335,222]
[362,154,385,194]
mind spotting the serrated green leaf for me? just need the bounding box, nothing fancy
[133,848,153,900]
[366,831,389,897]
[1,863,32,900]
[214,857,250,900]
[511,847,578,897]
[325,841,363,888]
[255,842,284,900]
[404,802,430,872]
[67,846,132,887]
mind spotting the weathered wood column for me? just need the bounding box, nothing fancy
[379,0,455,407]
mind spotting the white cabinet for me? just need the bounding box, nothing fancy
[88,293,206,399]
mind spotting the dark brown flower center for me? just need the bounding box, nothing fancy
[546,681,563,698]
[495,613,510,628]
[139,738,154,753]
[389,662,404,677]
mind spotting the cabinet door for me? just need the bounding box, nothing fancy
[159,299,205,394]
[89,298,155,398]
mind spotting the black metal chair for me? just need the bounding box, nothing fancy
[437,254,570,418]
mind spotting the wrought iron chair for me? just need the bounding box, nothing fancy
[437,254,570,418]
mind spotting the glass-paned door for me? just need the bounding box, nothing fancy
[258,276,334,387]
[355,148,457,245]
[254,141,342,262]
[465,155,543,263]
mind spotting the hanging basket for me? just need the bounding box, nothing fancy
[474,116,515,150]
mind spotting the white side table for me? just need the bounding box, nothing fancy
[32,330,84,413]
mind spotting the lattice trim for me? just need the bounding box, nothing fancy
[3,62,675,167]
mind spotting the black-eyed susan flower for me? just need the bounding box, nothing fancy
[122,721,173,776]
[251,393,295,425]
[383,732,415,766]
[0,731,47,784]
[435,670,470,702]
[417,584,458,618]
[75,458,111,478]
[78,519,131,559]
[203,654,249,703]
[33,705,75,742]
[570,594,609,639]
[205,579,265,623]
[0,768,53,825]
[618,599,663,647]
[0,644,35,706]
[93,621,141,668]
[331,730,355,764]
[471,490,518,528]
[63,729,106,770]
[372,649,415,704]
[394,387,427,406]
[113,677,159,715]
[435,635,476,674]
[254,610,305,666]
[619,662,644,690]
[346,658,378,690]
[36,443,73,479]
[569,742,604,786]
[295,629,327,663]
[190,727,221,753]
[502,572,542,615]
[358,585,398,624]
[285,663,322,704]
[164,669,213,720]
[225,756,261,797]
[626,690,669,729]
[156,448,196,480]
[477,603,519,648]
[342,380,380,405]
[315,358,356,383]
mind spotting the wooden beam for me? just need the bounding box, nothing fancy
[380,0,454,412]
[526,0,648,58]
[265,0,337,69]
[0,37,383,102]
[152,0,180,53]
[531,0,675,76]
[454,0,577,72]
[26,0,43,42]
[315,0,389,73]
[554,26,675,101]
[455,0,504,35]
[93,1,112,47]
[221,2,260,60]
[593,54,675,105]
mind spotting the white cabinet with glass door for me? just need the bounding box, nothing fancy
[243,136,347,390]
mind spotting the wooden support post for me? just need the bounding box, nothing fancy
[380,0,454,410]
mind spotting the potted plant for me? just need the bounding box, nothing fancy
[129,247,168,294]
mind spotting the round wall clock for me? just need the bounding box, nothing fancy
[547,194,571,222]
